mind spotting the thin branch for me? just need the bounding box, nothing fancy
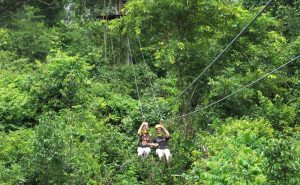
[37,0,56,6]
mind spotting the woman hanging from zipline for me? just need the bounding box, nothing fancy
[153,122,172,162]
[137,121,153,157]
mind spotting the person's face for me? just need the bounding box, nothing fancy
[142,124,149,131]
[156,127,162,134]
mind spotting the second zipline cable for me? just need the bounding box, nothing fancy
[176,54,300,119]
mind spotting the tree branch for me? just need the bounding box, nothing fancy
[37,0,56,6]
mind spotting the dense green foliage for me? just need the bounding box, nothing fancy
[0,0,299,184]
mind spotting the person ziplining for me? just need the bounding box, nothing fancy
[153,122,172,162]
[137,122,152,157]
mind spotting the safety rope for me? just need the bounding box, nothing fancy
[127,37,145,120]
[175,54,300,119]
[137,37,163,121]
[170,0,273,105]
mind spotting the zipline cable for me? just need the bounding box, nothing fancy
[137,37,163,121]
[170,0,273,104]
[103,0,108,59]
[175,54,300,119]
[127,37,145,119]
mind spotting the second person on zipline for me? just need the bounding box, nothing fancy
[153,122,172,162]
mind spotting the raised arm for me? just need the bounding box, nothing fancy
[138,122,148,136]
[160,123,170,137]
[137,122,145,136]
